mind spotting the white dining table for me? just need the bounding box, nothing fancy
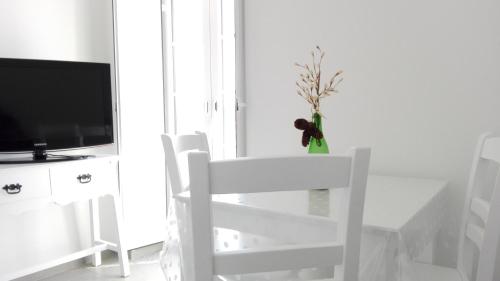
[161,175,448,281]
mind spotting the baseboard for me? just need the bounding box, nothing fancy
[129,242,163,261]
[12,259,85,281]
[11,244,163,281]
[11,250,119,281]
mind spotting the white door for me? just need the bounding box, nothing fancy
[209,0,237,159]
[163,0,236,160]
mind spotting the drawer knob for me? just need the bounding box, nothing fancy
[2,183,22,194]
[77,174,92,184]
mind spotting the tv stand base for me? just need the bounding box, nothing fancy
[0,155,95,164]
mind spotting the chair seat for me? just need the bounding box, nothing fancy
[409,262,463,281]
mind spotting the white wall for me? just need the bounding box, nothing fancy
[243,0,500,266]
[0,0,117,276]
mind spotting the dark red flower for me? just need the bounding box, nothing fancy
[294,118,323,147]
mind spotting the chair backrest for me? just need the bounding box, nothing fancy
[188,148,370,281]
[457,133,500,281]
[161,132,210,195]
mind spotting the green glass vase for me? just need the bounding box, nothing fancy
[308,112,329,154]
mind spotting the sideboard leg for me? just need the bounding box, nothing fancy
[113,194,130,277]
[89,198,102,267]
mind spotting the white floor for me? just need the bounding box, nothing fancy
[39,252,165,281]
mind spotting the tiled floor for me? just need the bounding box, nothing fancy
[40,253,165,281]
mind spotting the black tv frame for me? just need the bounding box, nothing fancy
[0,58,114,162]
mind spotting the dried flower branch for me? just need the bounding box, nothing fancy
[295,46,343,115]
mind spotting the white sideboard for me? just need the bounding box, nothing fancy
[0,156,130,281]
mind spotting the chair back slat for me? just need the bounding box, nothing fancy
[470,197,490,225]
[210,155,352,194]
[162,132,210,195]
[465,223,484,250]
[481,138,500,164]
[188,147,370,281]
[176,133,210,154]
[213,242,344,275]
[458,133,500,281]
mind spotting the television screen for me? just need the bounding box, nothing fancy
[0,58,114,152]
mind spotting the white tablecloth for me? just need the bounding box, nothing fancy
[160,175,448,281]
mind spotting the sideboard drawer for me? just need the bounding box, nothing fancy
[0,167,51,205]
[50,160,117,205]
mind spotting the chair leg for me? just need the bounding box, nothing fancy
[89,198,102,267]
[112,194,131,277]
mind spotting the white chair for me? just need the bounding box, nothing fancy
[162,132,325,246]
[161,132,212,281]
[410,133,500,281]
[187,148,371,281]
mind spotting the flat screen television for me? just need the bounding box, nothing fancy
[0,58,114,160]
